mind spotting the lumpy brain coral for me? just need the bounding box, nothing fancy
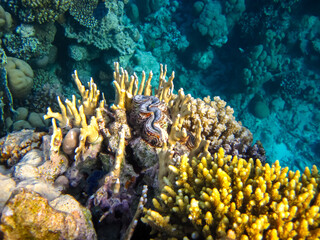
[4,57,34,99]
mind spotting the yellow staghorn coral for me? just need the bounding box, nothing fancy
[156,64,175,104]
[112,62,175,111]
[44,70,101,128]
[50,118,62,153]
[142,148,320,240]
[44,71,106,163]
[73,70,100,115]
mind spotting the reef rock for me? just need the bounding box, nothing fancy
[0,173,15,212]
[0,189,97,240]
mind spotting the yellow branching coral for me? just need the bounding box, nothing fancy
[112,62,175,111]
[167,89,192,147]
[44,71,104,161]
[142,148,320,240]
[44,70,101,128]
[109,127,126,194]
[156,64,175,104]
[73,70,100,115]
[74,114,102,161]
[50,118,62,153]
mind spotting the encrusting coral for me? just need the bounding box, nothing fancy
[142,148,320,240]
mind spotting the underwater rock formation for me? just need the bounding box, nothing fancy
[1,189,97,240]
[0,129,46,166]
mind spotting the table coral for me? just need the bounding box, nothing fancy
[142,148,320,239]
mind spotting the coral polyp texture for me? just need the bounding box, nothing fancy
[142,148,320,240]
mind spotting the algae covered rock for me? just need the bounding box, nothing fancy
[0,189,97,240]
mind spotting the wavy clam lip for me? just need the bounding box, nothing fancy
[130,95,169,147]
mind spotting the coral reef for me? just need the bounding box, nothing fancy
[0,61,317,239]
[1,0,319,237]
[193,0,228,47]
[36,62,262,239]
[0,0,71,23]
[64,0,138,57]
[143,148,320,239]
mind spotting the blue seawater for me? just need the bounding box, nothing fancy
[93,1,109,21]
